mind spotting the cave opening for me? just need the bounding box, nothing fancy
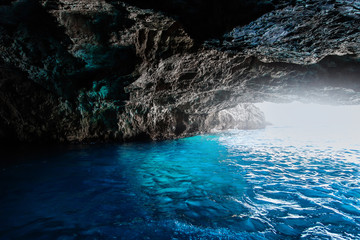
[1,0,360,238]
[257,101,360,127]
[255,101,360,149]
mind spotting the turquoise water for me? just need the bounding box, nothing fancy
[1,126,360,239]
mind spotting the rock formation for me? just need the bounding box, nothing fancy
[0,0,360,143]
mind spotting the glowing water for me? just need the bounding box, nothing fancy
[1,103,360,239]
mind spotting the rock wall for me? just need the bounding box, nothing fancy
[1,0,360,143]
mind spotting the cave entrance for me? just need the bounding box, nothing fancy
[255,101,360,147]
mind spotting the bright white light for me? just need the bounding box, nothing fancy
[255,101,360,149]
[256,101,360,128]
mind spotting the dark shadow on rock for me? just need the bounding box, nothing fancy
[118,0,295,41]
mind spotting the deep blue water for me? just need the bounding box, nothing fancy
[1,126,360,239]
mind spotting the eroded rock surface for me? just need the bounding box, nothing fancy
[220,0,360,64]
[1,0,360,143]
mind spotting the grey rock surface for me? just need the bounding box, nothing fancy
[0,0,360,143]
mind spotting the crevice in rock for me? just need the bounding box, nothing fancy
[1,0,360,143]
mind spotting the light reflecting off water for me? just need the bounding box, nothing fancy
[1,103,360,239]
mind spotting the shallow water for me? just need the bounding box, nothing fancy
[1,126,360,239]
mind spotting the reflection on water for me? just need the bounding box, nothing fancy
[1,125,360,239]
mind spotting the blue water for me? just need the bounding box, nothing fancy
[1,126,360,239]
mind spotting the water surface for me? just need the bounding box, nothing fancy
[1,126,360,239]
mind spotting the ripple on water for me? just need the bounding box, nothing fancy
[1,127,360,239]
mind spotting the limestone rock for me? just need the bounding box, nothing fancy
[1,0,360,143]
[206,104,266,132]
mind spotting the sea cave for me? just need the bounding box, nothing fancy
[1,0,360,239]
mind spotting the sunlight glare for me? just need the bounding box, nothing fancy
[255,101,360,149]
